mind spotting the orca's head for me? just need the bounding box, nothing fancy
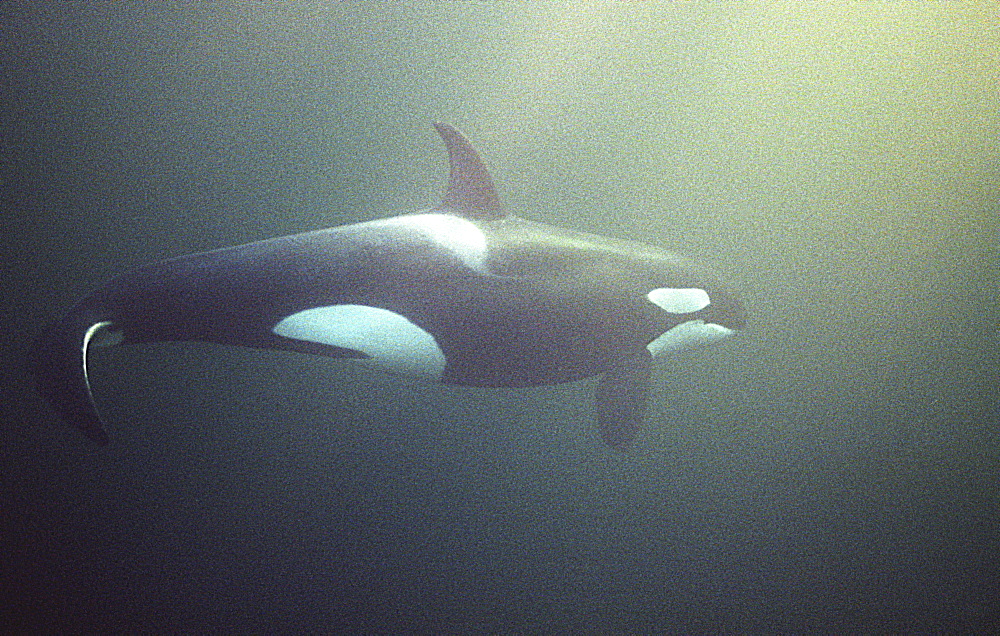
[642,283,747,357]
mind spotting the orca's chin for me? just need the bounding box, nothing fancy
[647,321,735,357]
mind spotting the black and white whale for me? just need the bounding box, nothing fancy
[29,123,746,448]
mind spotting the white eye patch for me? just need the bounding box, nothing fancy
[646,288,711,314]
[273,305,446,378]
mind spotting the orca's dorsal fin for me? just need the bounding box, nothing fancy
[433,122,504,220]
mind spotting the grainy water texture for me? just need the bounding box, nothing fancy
[3,3,997,632]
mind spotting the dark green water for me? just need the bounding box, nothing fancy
[3,4,997,632]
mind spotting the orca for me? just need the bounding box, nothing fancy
[28,123,746,448]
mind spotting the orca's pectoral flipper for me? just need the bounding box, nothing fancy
[595,352,653,449]
[28,306,118,445]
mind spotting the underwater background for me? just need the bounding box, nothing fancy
[3,3,997,632]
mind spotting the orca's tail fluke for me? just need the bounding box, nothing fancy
[28,303,122,445]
